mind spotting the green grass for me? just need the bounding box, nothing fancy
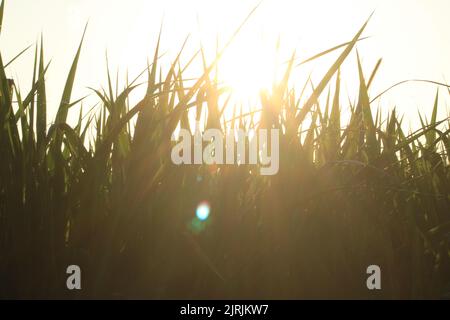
[0,1,449,299]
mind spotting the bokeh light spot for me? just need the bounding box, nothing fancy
[196,201,210,221]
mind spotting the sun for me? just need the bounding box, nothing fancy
[219,40,277,102]
[212,34,282,123]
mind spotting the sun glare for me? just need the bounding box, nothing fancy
[219,39,277,103]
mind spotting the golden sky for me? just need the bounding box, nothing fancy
[1,0,449,127]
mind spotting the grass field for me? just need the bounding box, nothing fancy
[0,1,449,299]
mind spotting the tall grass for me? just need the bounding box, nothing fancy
[0,1,449,299]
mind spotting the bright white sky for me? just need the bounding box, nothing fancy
[1,0,450,128]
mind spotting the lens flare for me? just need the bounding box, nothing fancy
[196,202,210,221]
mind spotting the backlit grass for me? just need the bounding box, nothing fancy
[0,1,449,299]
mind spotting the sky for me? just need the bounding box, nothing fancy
[1,0,450,128]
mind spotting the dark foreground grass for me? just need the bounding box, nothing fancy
[0,1,449,299]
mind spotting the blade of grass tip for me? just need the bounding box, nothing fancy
[324,87,330,124]
[80,114,93,143]
[277,50,296,97]
[27,42,38,128]
[75,104,83,135]
[55,22,88,125]
[4,44,33,69]
[294,13,373,128]
[375,106,380,129]
[181,48,201,74]
[0,0,4,36]
[330,69,341,137]
[147,22,162,96]
[159,35,191,113]
[20,61,50,111]
[387,108,396,137]
[0,54,21,155]
[126,71,130,112]
[367,58,382,89]
[304,105,319,161]
[14,87,28,143]
[80,101,99,122]
[89,87,111,112]
[66,95,88,109]
[295,73,312,110]
[175,73,190,131]
[169,35,191,83]
[95,112,101,144]
[127,63,156,90]
[426,88,439,146]
[28,42,38,151]
[417,111,427,133]
[294,36,370,67]
[105,51,114,104]
[356,50,377,158]
[37,35,47,149]
[115,66,119,100]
